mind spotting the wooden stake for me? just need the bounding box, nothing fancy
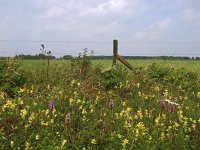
[113,40,118,66]
[116,54,134,71]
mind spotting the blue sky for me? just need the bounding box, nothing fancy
[0,0,200,57]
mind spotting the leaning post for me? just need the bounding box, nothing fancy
[113,39,118,66]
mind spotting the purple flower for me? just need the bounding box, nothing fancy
[108,99,114,109]
[65,113,71,126]
[134,112,137,116]
[49,100,54,110]
[170,103,175,114]
[160,99,165,107]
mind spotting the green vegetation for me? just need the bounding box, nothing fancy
[19,59,200,74]
[0,54,200,149]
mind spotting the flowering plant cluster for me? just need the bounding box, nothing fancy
[0,61,200,149]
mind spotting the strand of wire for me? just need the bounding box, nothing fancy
[1,39,200,45]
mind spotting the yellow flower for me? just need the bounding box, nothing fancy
[0,92,5,98]
[164,89,168,97]
[122,102,126,107]
[45,109,49,115]
[155,86,160,91]
[197,92,200,98]
[82,108,87,115]
[20,109,28,119]
[155,116,160,125]
[61,139,67,147]
[18,88,25,93]
[160,132,165,141]
[11,141,14,147]
[25,142,30,150]
[137,109,143,119]
[28,113,36,124]
[117,134,122,139]
[137,83,140,88]
[82,147,86,150]
[77,99,81,104]
[41,120,48,126]
[36,135,39,140]
[122,138,129,147]
[126,107,131,112]
[2,100,16,111]
[90,108,94,113]
[136,122,145,130]
[71,79,76,85]
[124,121,131,129]
[91,139,97,144]
[69,98,74,105]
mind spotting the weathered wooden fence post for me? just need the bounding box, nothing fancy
[113,39,118,66]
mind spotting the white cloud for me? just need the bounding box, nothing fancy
[134,18,172,41]
[181,10,200,21]
[134,31,160,40]
[43,6,65,18]
[148,18,171,30]
[80,0,128,16]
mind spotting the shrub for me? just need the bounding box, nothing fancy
[0,58,29,98]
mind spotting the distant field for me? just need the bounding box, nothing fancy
[20,59,200,73]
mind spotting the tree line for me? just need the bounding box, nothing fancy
[0,54,200,60]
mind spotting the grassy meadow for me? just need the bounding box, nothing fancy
[21,59,200,72]
[0,57,200,149]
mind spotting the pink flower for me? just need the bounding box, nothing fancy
[65,113,71,126]
[170,103,175,114]
[108,99,114,109]
[160,99,165,107]
[49,100,54,110]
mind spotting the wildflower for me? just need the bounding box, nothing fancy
[11,141,14,147]
[126,107,131,112]
[56,132,60,137]
[197,92,200,98]
[170,103,175,114]
[49,100,54,110]
[117,134,122,139]
[61,139,67,147]
[137,109,143,119]
[109,99,114,109]
[36,135,39,140]
[164,89,168,97]
[91,139,97,144]
[160,98,165,107]
[82,108,87,115]
[45,109,49,115]
[136,122,145,130]
[2,100,16,111]
[137,83,140,88]
[20,109,28,119]
[65,113,71,126]
[28,113,36,124]
[134,112,137,116]
[122,138,129,147]
[155,86,160,91]
[82,147,86,150]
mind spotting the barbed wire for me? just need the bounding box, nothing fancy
[1,39,200,45]
[0,40,111,44]
[1,39,200,57]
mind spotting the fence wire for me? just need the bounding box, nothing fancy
[0,39,200,57]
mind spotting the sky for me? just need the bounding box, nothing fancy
[0,0,200,57]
